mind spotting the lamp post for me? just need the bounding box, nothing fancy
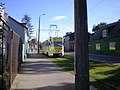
[38,14,45,54]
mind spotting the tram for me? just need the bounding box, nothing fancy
[42,37,64,56]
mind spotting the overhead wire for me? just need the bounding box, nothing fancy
[59,0,74,32]
[89,0,106,12]
[60,0,74,15]
[61,0,106,32]
[49,0,74,37]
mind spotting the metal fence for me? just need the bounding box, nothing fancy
[0,16,22,89]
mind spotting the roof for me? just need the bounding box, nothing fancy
[64,32,91,41]
[8,16,29,36]
[63,32,73,37]
[20,23,28,29]
[109,22,120,37]
[9,16,28,29]
[91,20,120,40]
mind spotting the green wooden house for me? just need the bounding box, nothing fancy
[89,20,120,57]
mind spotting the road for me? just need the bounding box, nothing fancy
[65,52,120,65]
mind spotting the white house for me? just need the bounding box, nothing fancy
[64,35,70,51]
[7,16,29,61]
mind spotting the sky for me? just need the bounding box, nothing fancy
[1,0,120,42]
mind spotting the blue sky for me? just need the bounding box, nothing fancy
[1,0,120,42]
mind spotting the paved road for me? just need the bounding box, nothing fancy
[65,52,120,65]
[89,54,120,65]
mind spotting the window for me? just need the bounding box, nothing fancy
[102,29,107,37]
[54,41,62,46]
[96,43,100,50]
[109,42,116,50]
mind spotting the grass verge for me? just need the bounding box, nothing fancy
[49,56,74,74]
[49,55,120,90]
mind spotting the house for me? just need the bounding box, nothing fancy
[1,10,24,88]
[89,20,120,56]
[64,32,91,52]
[64,32,74,51]
[29,38,37,51]
[64,34,70,51]
[7,16,29,61]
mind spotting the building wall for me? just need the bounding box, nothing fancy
[89,37,120,56]
[8,17,25,44]
[24,30,29,58]
[69,41,74,51]
[8,17,29,61]
[64,36,70,51]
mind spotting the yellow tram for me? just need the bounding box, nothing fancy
[42,37,64,56]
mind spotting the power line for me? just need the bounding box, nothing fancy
[89,0,106,12]
[61,1,74,15]
[61,0,106,32]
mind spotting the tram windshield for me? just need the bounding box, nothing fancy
[54,41,62,46]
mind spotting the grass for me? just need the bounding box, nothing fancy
[90,61,120,90]
[49,55,120,90]
[62,55,74,60]
[49,56,74,74]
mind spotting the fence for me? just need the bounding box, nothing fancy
[0,16,22,89]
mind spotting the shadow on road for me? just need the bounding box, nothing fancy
[27,53,48,59]
[20,60,65,75]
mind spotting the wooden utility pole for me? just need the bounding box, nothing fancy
[74,0,89,90]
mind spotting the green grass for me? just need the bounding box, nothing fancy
[90,61,120,89]
[49,57,74,74]
[49,55,120,90]
[62,55,74,60]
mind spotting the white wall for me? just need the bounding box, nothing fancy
[64,36,70,51]
[8,17,25,44]
[8,16,29,61]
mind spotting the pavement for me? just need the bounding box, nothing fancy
[11,52,97,90]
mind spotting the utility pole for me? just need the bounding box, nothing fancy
[74,0,89,90]
[38,14,45,54]
[38,17,40,54]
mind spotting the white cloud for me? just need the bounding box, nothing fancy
[51,16,67,21]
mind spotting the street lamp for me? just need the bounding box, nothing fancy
[38,14,45,54]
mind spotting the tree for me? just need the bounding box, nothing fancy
[92,22,107,33]
[21,14,33,38]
